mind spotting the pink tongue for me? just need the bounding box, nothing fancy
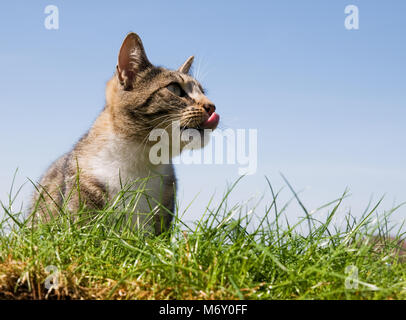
[201,112,220,130]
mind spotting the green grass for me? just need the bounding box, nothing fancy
[0,174,406,300]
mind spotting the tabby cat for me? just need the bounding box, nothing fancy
[31,32,220,234]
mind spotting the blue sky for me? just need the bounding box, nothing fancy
[0,1,405,229]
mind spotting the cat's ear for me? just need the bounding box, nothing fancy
[116,32,151,90]
[178,56,194,74]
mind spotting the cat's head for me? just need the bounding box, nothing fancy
[106,32,219,154]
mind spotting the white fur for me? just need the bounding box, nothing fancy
[184,81,203,100]
[85,133,173,232]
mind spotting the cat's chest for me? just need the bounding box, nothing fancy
[85,137,172,198]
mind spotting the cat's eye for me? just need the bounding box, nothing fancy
[167,83,186,97]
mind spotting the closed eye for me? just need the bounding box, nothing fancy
[166,83,187,97]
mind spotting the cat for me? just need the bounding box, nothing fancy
[30,32,220,235]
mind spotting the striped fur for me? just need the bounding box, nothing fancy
[30,33,217,235]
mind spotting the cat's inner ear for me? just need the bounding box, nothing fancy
[116,32,151,90]
[178,56,194,74]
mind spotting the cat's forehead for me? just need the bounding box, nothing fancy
[162,69,204,92]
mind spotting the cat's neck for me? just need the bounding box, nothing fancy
[77,109,162,176]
